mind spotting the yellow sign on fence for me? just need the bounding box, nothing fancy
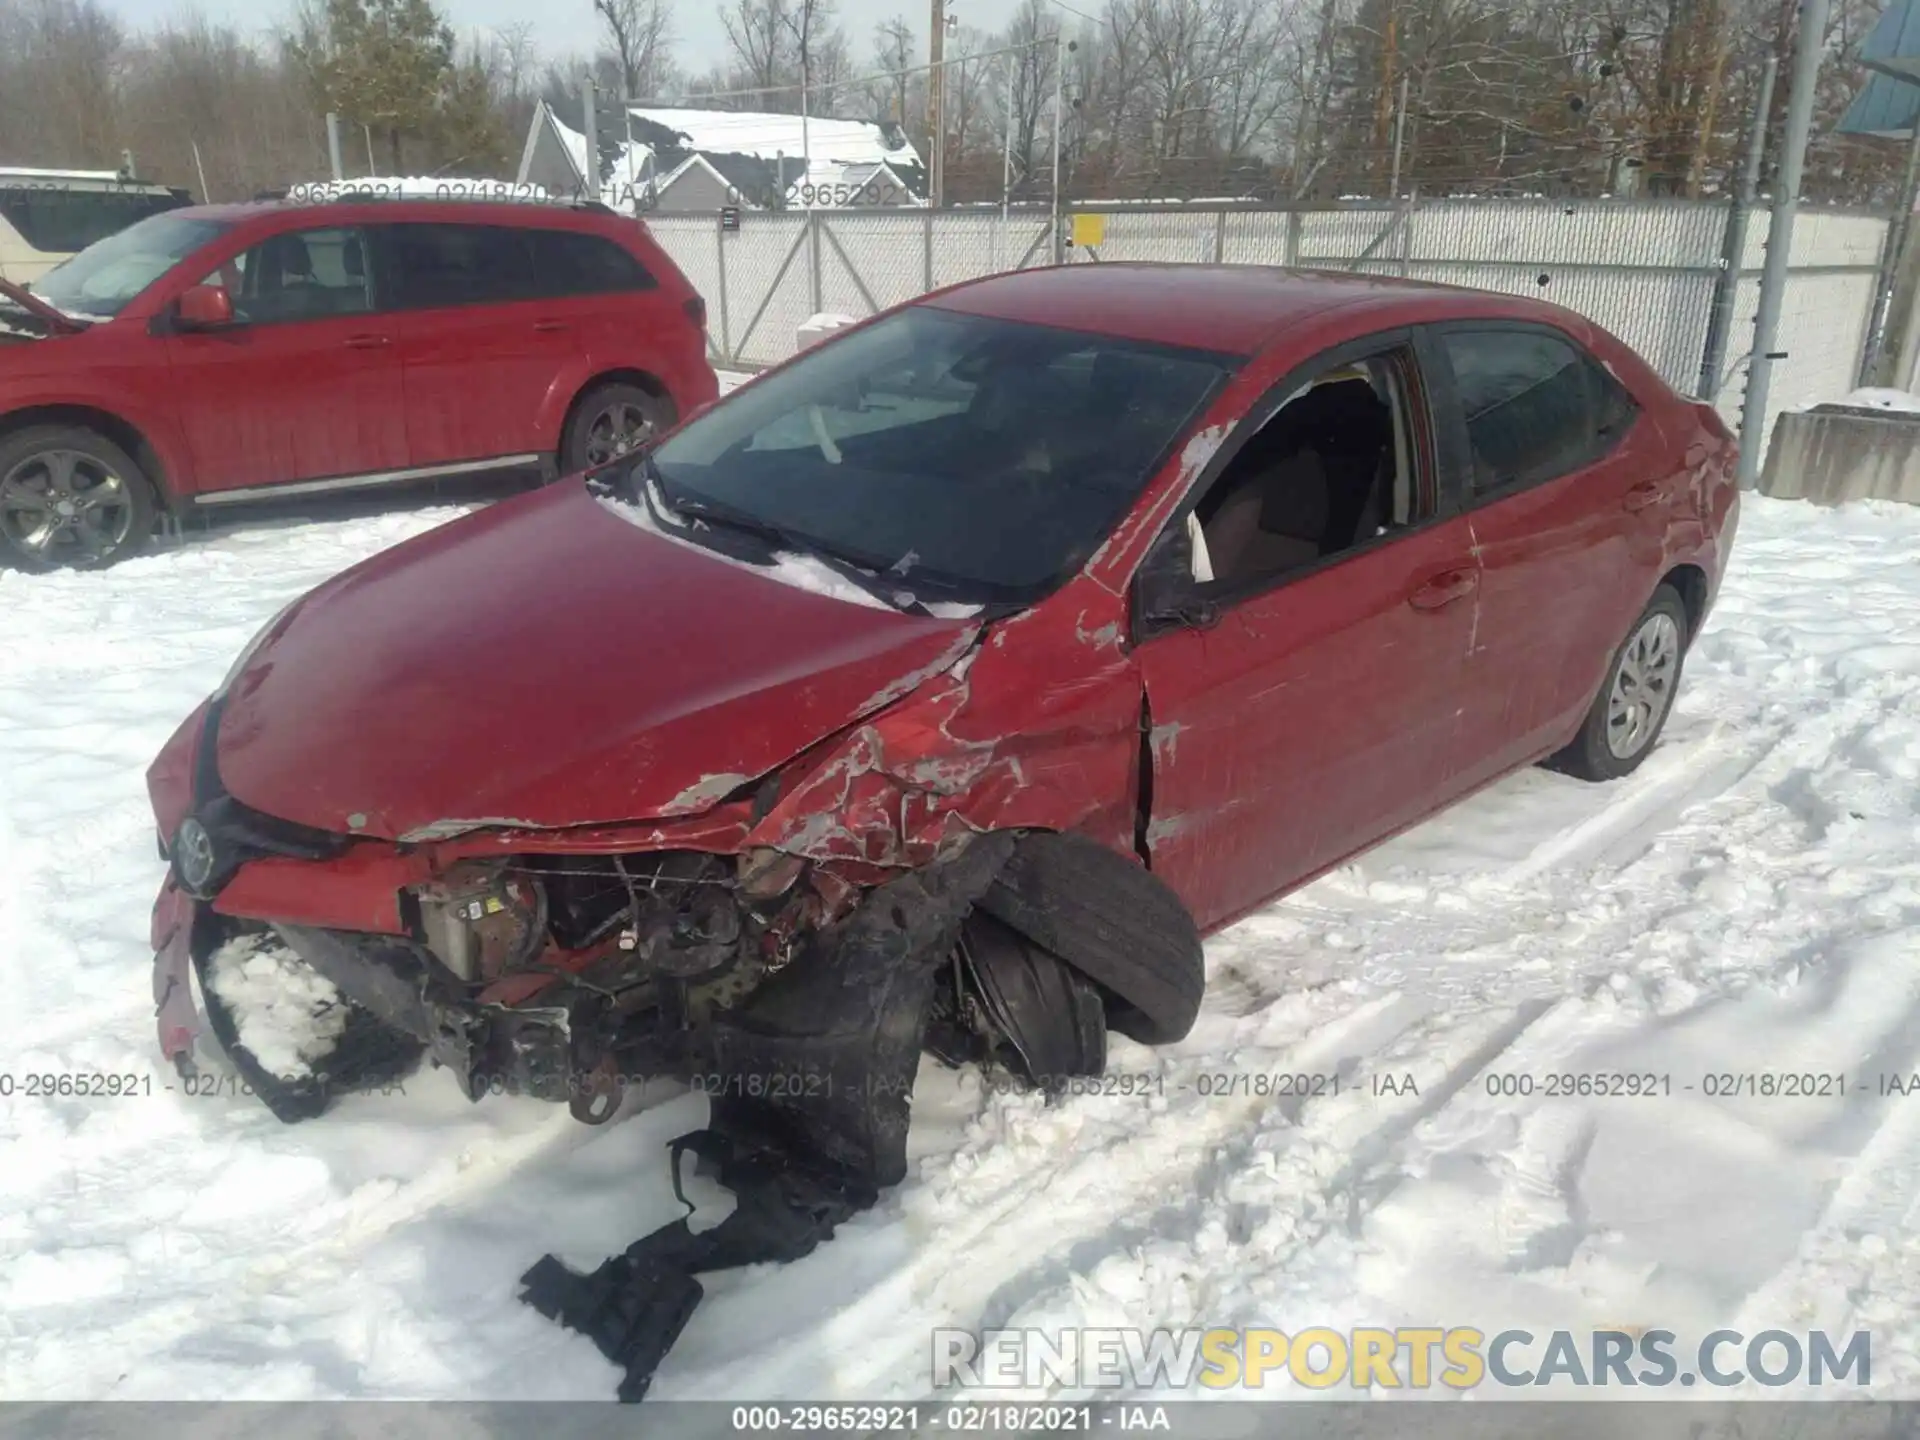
[1070,212,1107,249]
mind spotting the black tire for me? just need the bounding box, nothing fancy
[0,424,158,571]
[1549,583,1691,783]
[560,382,674,475]
[976,831,1206,1046]
[192,936,425,1124]
[958,911,1107,1086]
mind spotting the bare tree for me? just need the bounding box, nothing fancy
[595,0,675,100]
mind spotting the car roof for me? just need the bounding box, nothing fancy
[922,262,1583,356]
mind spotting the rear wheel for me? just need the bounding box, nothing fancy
[1550,583,1690,782]
[0,425,157,570]
[561,383,674,476]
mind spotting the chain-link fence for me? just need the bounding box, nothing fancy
[649,199,1891,455]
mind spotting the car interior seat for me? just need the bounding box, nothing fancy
[1204,450,1330,581]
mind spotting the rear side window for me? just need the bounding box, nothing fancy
[529,228,655,295]
[388,223,536,308]
[1439,328,1638,494]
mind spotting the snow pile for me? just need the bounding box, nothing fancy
[204,934,349,1080]
[4,473,1920,1399]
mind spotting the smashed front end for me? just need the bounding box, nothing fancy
[146,597,1201,1400]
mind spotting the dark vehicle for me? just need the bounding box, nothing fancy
[0,195,717,568]
[143,263,1738,1398]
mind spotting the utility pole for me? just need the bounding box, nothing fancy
[326,112,345,182]
[1387,73,1409,199]
[1698,56,1775,400]
[1738,0,1831,489]
[928,0,946,208]
[582,73,599,204]
[1050,31,1064,262]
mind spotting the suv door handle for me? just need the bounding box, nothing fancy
[1623,480,1663,512]
[1408,568,1478,611]
[533,319,569,334]
[344,333,391,350]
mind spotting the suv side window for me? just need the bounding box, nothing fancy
[1438,328,1637,495]
[529,229,655,295]
[204,225,374,324]
[388,223,536,309]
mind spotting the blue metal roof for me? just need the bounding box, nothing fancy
[1840,67,1920,136]
[1862,0,1920,81]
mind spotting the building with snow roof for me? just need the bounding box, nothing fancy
[516,99,926,213]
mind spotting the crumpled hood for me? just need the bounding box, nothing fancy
[215,482,978,841]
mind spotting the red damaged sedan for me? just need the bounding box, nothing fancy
[144,263,1737,1397]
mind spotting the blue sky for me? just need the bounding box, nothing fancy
[101,0,1028,89]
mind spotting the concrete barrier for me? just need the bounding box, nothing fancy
[1758,403,1920,506]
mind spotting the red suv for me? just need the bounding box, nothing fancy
[0,197,718,568]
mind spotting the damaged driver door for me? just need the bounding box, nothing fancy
[1130,335,1483,933]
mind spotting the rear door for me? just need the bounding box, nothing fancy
[164,223,407,495]
[1134,331,1485,933]
[1420,323,1669,785]
[381,221,577,467]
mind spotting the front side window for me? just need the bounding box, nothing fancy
[1440,328,1634,493]
[200,226,374,324]
[1189,351,1426,592]
[30,212,229,319]
[389,223,536,308]
[643,307,1237,605]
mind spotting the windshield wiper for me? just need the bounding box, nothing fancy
[643,463,936,617]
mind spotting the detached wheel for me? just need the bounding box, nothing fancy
[0,425,157,570]
[1551,583,1690,782]
[561,383,673,475]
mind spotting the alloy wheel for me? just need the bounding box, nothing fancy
[583,401,654,467]
[0,448,136,564]
[1605,610,1681,760]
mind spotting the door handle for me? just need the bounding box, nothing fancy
[533,319,569,334]
[1623,480,1663,512]
[1408,568,1478,612]
[344,333,391,349]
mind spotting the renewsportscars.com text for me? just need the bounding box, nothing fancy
[932,1326,1872,1391]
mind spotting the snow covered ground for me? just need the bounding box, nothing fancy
[3,451,1920,1404]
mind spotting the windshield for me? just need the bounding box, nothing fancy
[31,213,229,319]
[647,307,1238,606]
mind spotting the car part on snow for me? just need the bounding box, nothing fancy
[518,832,1017,1399]
[521,1128,877,1401]
[1550,582,1691,783]
[975,830,1206,1045]
[0,424,159,570]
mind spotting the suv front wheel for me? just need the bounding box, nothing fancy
[0,425,159,571]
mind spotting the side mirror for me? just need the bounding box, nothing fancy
[176,283,235,330]
[1134,523,1221,637]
